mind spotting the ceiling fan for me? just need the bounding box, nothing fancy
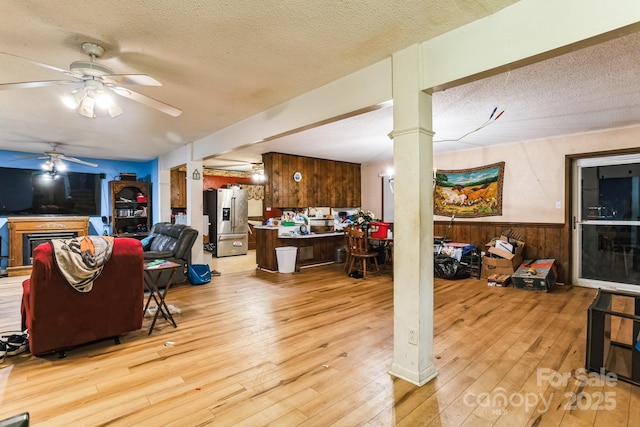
[16,142,98,177]
[0,42,182,118]
[204,159,265,181]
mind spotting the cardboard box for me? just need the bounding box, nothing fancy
[485,236,525,260]
[488,246,516,260]
[512,259,557,292]
[481,255,523,278]
[487,273,511,287]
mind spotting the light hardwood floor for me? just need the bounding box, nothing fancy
[0,255,638,426]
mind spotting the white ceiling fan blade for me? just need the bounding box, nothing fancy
[112,86,182,117]
[204,164,249,169]
[0,80,76,90]
[0,50,69,74]
[62,156,98,167]
[104,74,162,86]
[14,153,44,159]
[205,158,262,167]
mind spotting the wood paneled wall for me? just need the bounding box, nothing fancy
[170,169,255,209]
[263,152,360,208]
[170,169,187,208]
[435,221,570,283]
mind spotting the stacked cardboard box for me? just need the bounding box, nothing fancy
[480,235,525,278]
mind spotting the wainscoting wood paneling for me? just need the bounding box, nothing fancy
[435,221,570,283]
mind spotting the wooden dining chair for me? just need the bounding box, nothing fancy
[343,226,353,273]
[346,227,380,279]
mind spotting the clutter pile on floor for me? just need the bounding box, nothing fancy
[0,331,28,361]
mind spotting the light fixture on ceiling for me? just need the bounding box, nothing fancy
[61,80,123,118]
[252,164,265,182]
[41,158,65,179]
[378,169,394,194]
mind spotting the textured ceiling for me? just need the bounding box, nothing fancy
[207,30,640,170]
[0,0,518,163]
[1,1,639,172]
[432,30,640,152]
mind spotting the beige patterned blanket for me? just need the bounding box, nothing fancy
[50,236,114,292]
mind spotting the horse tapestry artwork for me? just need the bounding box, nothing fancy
[434,162,505,218]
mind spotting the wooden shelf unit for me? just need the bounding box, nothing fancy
[110,181,151,238]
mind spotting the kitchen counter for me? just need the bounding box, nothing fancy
[254,224,343,238]
[285,232,344,239]
[278,231,344,239]
[255,226,345,272]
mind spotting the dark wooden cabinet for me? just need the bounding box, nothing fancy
[248,223,257,250]
[170,168,186,209]
[255,227,279,270]
[110,181,151,238]
[263,152,360,208]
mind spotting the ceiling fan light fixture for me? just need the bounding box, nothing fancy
[45,166,58,179]
[252,164,265,182]
[107,103,123,118]
[78,94,96,118]
[62,89,84,109]
[55,160,66,171]
[94,90,113,108]
[95,89,123,118]
[3,41,182,118]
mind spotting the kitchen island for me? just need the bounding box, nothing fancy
[254,225,345,272]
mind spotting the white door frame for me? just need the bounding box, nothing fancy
[572,153,640,292]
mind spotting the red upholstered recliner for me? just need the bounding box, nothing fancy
[21,237,144,356]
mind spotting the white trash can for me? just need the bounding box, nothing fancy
[275,246,297,273]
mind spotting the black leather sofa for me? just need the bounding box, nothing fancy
[143,222,199,284]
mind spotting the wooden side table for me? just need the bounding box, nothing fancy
[143,260,181,334]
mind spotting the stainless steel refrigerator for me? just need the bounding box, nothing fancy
[204,187,249,257]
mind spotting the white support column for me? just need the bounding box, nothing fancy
[388,44,437,386]
[186,158,205,265]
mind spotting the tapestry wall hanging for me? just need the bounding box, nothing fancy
[434,161,505,218]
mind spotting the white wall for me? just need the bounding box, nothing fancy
[361,161,393,218]
[362,125,640,224]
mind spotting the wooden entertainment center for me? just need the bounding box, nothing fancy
[7,216,89,276]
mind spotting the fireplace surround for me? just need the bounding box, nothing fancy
[8,217,89,276]
[22,232,78,266]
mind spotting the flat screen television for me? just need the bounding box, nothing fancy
[0,166,102,216]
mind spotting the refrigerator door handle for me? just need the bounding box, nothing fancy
[231,197,235,230]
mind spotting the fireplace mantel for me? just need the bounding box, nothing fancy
[8,216,90,276]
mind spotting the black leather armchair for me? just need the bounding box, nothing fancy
[143,222,199,284]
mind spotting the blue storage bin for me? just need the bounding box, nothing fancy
[187,264,211,285]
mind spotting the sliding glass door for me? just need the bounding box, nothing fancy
[573,154,640,291]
